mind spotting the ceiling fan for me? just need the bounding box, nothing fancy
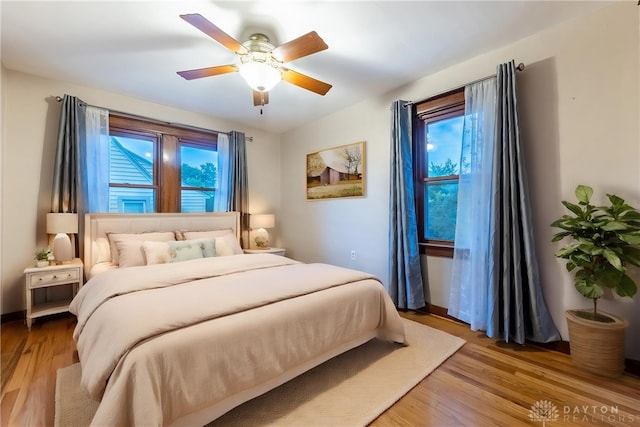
[177,14,332,108]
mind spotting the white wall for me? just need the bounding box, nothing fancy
[0,69,282,314]
[280,2,640,359]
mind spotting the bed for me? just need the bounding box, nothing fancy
[70,212,406,426]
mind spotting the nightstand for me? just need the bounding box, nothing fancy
[243,248,286,256]
[24,258,83,330]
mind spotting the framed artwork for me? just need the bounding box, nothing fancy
[306,141,365,200]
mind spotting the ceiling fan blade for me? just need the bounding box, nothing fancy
[281,69,332,95]
[253,91,269,106]
[180,14,247,55]
[271,31,328,63]
[177,64,238,80]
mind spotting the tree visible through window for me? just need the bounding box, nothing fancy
[414,89,465,257]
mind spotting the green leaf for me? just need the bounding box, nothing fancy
[601,221,628,231]
[570,252,592,267]
[555,244,579,258]
[602,248,623,271]
[575,185,593,204]
[620,210,640,221]
[614,274,638,298]
[551,232,571,242]
[577,243,597,255]
[622,246,640,268]
[562,201,585,218]
[607,193,624,207]
[620,232,640,245]
[594,264,623,288]
[565,261,576,272]
[575,278,604,299]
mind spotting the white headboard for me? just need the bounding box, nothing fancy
[84,212,240,272]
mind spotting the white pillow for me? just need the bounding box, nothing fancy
[95,237,112,263]
[108,231,175,265]
[215,237,235,257]
[142,241,172,265]
[116,240,147,268]
[183,230,243,255]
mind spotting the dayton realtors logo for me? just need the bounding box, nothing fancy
[529,400,637,425]
[529,400,559,426]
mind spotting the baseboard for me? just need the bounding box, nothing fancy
[1,310,25,323]
[419,303,639,377]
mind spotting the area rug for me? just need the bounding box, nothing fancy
[55,319,465,427]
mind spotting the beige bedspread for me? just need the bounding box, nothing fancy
[70,254,405,426]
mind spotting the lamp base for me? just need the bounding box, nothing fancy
[52,233,73,263]
[254,228,271,249]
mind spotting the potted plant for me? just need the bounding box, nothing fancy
[551,184,640,377]
[35,248,51,267]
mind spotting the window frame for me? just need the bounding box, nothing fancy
[413,89,465,258]
[108,115,218,213]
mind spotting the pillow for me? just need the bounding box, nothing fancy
[108,232,175,265]
[115,240,147,269]
[180,229,234,241]
[142,241,172,265]
[167,240,205,263]
[95,237,112,263]
[195,238,217,258]
[215,237,235,257]
[183,230,243,255]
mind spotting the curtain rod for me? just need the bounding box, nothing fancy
[54,96,255,142]
[407,62,525,106]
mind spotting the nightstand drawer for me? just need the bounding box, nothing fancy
[29,269,79,288]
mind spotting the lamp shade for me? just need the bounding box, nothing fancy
[250,214,275,229]
[46,213,78,234]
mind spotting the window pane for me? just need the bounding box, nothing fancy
[110,136,154,184]
[181,145,217,188]
[109,188,155,213]
[425,180,458,241]
[181,190,215,213]
[426,116,463,178]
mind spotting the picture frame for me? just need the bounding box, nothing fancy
[306,141,366,200]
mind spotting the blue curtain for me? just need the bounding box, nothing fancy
[388,100,425,309]
[52,95,83,214]
[449,61,559,344]
[226,131,249,248]
[54,96,111,259]
[489,61,560,343]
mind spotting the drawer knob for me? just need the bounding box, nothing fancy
[38,278,42,281]
[52,275,57,279]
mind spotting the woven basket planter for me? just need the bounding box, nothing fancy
[565,309,628,378]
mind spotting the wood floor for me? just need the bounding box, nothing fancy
[2,311,639,426]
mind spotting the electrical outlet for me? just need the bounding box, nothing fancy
[350,250,356,260]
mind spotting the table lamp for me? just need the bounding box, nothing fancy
[46,213,78,263]
[250,214,275,249]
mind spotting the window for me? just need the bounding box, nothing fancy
[180,143,217,212]
[413,89,465,257]
[108,115,218,213]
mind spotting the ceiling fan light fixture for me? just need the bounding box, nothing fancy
[239,61,281,92]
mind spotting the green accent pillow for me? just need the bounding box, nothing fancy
[167,240,204,263]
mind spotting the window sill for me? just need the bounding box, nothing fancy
[419,244,453,258]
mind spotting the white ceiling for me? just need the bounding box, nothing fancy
[1,1,611,133]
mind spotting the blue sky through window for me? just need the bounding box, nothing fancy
[426,116,463,175]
